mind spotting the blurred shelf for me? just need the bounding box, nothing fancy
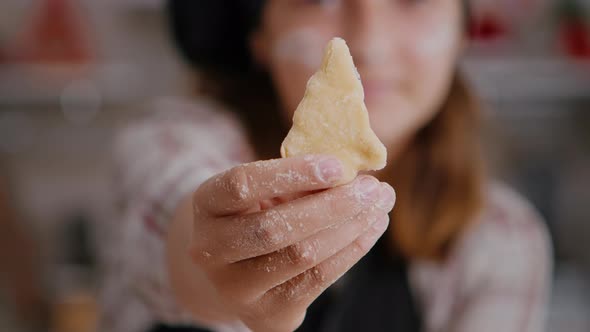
[0,63,153,107]
[462,56,590,101]
[2,57,589,108]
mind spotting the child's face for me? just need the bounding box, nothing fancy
[252,0,464,148]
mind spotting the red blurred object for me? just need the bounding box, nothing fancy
[10,0,94,64]
[559,21,590,59]
[0,49,7,64]
[556,0,590,60]
[468,12,509,41]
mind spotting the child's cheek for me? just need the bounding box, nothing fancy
[412,17,459,60]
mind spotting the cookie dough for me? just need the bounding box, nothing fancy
[280,37,387,184]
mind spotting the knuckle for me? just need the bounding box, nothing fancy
[251,222,277,248]
[352,235,372,254]
[192,183,207,211]
[240,303,273,331]
[214,275,259,310]
[249,209,288,248]
[275,313,307,332]
[223,166,250,202]
[263,308,307,332]
[251,283,308,331]
[308,265,328,286]
[283,242,316,267]
[292,311,307,331]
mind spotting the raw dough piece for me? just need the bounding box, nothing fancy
[280,37,387,184]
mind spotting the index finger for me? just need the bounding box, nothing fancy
[194,155,343,216]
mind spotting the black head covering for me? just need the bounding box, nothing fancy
[167,0,266,73]
[167,0,470,73]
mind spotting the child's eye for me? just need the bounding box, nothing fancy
[294,0,428,9]
[399,0,428,6]
[297,0,341,7]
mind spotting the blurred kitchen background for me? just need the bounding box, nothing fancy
[0,0,589,331]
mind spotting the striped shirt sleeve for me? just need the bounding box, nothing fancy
[411,183,552,332]
[100,97,252,332]
[449,195,552,332]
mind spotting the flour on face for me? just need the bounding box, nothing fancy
[271,28,326,69]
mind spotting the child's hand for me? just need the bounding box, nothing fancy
[189,155,395,332]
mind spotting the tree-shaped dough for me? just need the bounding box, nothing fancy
[281,37,387,184]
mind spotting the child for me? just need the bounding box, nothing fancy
[102,1,551,331]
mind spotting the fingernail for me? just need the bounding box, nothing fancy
[376,184,396,211]
[354,177,380,202]
[372,215,390,232]
[316,157,342,183]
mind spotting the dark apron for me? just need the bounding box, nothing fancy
[149,238,422,332]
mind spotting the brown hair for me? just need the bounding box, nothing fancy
[384,74,484,260]
[198,66,485,261]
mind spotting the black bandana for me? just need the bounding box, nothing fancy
[167,0,470,73]
[167,0,266,73]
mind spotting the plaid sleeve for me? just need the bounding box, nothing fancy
[100,98,252,332]
[447,184,553,332]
